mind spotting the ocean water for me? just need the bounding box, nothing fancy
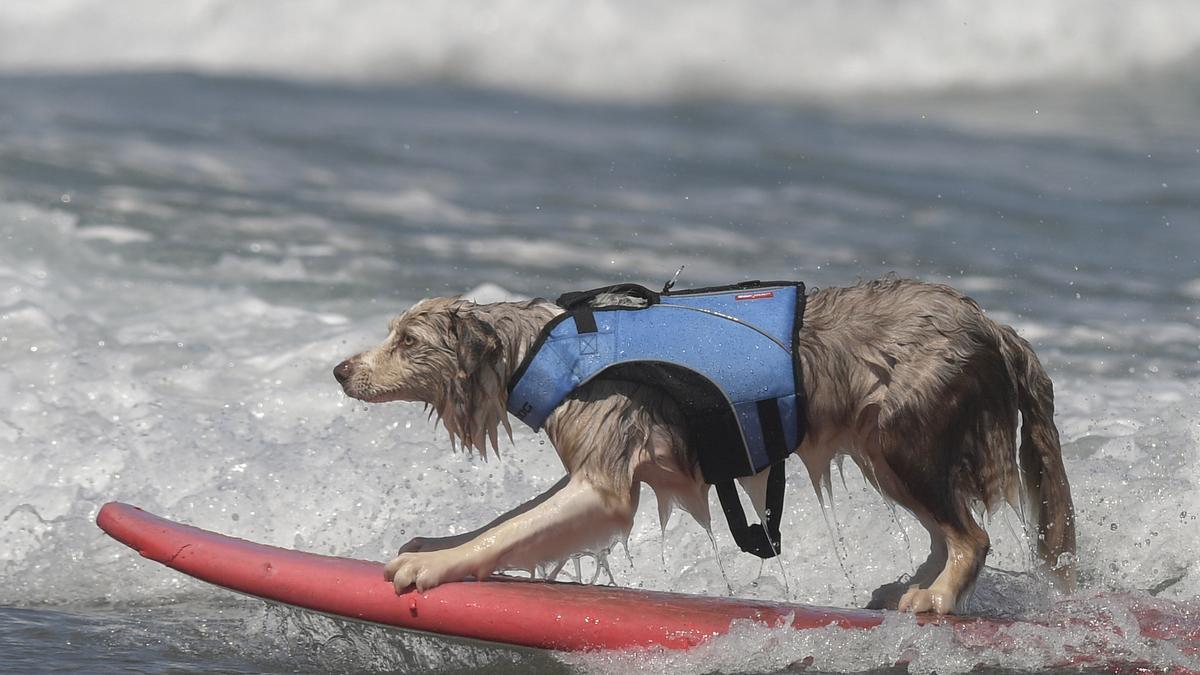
[1,2,1199,672]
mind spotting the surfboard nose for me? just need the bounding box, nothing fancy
[96,502,145,555]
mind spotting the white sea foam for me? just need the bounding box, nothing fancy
[462,282,528,304]
[1,199,1197,670]
[561,592,1200,673]
[341,190,499,226]
[1,1,1198,102]
[72,225,155,244]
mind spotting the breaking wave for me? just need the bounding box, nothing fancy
[2,0,1199,101]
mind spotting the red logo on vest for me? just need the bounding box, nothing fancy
[735,291,775,301]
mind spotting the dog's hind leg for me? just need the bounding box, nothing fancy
[864,478,988,615]
[872,458,990,615]
[865,505,947,610]
[897,517,989,614]
[857,437,987,614]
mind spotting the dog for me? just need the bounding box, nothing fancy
[334,277,1076,614]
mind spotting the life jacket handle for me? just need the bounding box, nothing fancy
[556,283,661,310]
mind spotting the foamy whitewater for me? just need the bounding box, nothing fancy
[1,2,1199,672]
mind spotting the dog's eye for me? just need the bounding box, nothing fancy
[402,334,417,347]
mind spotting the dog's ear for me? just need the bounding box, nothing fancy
[451,310,501,379]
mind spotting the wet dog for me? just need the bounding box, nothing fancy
[334,278,1076,613]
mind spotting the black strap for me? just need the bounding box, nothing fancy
[756,398,788,463]
[791,282,808,445]
[715,463,785,559]
[764,459,785,547]
[571,307,597,334]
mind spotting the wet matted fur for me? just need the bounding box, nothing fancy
[334,278,1076,614]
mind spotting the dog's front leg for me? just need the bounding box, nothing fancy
[396,476,570,554]
[384,475,635,592]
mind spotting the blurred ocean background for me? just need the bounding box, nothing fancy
[1,1,1198,672]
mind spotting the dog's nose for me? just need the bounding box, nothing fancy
[333,359,354,385]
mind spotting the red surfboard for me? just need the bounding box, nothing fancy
[96,502,1198,666]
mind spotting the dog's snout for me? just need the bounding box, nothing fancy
[333,359,355,385]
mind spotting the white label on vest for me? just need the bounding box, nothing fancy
[735,291,775,301]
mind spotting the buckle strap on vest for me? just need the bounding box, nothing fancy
[570,307,597,334]
[715,463,786,558]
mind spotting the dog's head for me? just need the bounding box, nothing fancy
[334,297,503,407]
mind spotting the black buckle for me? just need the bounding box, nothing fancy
[715,464,785,559]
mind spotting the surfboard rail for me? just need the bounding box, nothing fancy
[97,501,901,650]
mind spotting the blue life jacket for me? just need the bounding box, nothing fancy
[507,281,808,558]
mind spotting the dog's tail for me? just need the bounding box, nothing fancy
[999,325,1077,591]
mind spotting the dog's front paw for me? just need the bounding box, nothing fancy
[897,585,955,614]
[383,550,471,593]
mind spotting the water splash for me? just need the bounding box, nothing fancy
[812,467,861,607]
[539,549,617,586]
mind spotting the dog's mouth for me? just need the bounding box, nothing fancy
[362,389,409,404]
[341,384,412,404]
[336,364,416,404]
